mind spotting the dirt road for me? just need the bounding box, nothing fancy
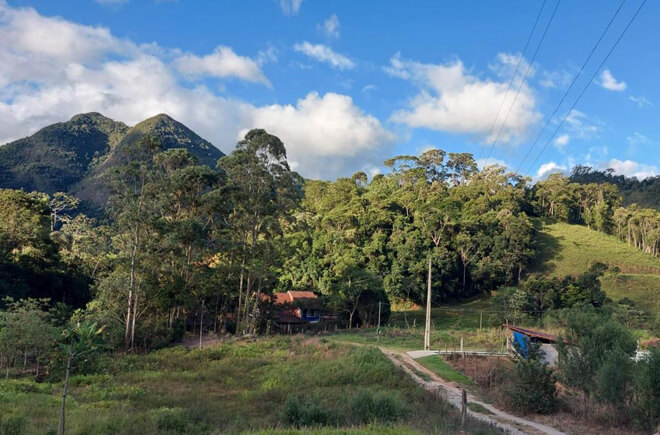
[380,347,566,435]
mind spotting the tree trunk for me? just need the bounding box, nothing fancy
[199,299,205,350]
[236,268,244,335]
[130,291,138,351]
[58,343,73,435]
[125,230,138,349]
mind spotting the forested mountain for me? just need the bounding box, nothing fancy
[0,113,128,194]
[570,165,660,210]
[0,113,225,210]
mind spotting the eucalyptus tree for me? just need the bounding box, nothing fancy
[107,136,161,349]
[217,129,302,334]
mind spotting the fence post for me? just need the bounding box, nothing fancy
[461,389,467,427]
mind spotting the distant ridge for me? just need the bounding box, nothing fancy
[0,113,225,210]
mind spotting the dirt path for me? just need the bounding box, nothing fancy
[380,347,566,435]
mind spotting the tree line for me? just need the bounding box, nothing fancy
[535,172,660,258]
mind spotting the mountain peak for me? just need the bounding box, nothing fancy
[69,112,112,122]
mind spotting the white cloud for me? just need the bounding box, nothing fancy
[245,92,395,178]
[554,134,570,150]
[293,42,354,70]
[386,53,540,144]
[489,52,534,81]
[318,14,340,39]
[563,109,600,139]
[599,69,626,91]
[279,0,302,15]
[0,2,392,179]
[602,159,658,179]
[539,68,573,89]
[361,84,377,93]
[173,46,271,86]
[627,132,651,146]
[476,157,507,170]
[629,95,652,107]
[536,161,567,179]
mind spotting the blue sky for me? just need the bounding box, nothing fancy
[1,0,658,180]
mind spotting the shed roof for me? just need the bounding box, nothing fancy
[504,325,558,343]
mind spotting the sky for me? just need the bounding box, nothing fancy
[0,0,658,181]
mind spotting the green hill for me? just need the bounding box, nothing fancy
[0,113,225,210]
[0,113,128,193]
[533,221,660,313]
[71,113,224,208]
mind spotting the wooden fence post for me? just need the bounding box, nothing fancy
[461,388,467,427]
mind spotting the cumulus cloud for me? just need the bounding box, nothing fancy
[599,69,626,91]
[629,95,652,107]
[245,92,395,178]
[602,159,658,179]
[536,161,567,179]
[0,2,392,179]
[173,46,271,86]
[279,0,302,15]
[386,53,540,144]
[293,42,354,70]
[318,14,340,39]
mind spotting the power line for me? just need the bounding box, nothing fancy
[524,0,648,177]
[477,0,549,160]
[485,0,562,159]
[515,0,628,174]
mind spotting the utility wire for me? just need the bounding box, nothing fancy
[477,0,549,160]
[524,0,648,177]
[515,0,628,174]
[485,0,562,159]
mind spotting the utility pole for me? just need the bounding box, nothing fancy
[424,256,432,350]
[377,301,381,344]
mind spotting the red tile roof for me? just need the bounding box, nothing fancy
[274,292,291,305]
[287,291,317,300]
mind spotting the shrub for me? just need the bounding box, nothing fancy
[280,394,333,427]
[156,407,190,433]
[508,343,558,414]
[349,388,408,423]
[1,414,26,435]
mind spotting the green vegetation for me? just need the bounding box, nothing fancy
[467,402,494,415]
[416,355,473,385]
[0,113,224,210]
[570,165,660,210]
[534,222,660,311]
[327,325,505,352]
[2,119,660,433]
[0,338,501,434]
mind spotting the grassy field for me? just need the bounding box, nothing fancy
[415,356,473,385]
[0,337,501,435]
[533,222,660,313]
[326,324,506,352]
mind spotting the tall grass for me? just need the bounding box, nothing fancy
[0,337,501,434]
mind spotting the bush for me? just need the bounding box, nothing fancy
[349,388,408,423]
[280,394,334,427]
[1,414,26,435]
[156,408,190,433]
[508,344,558,414]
